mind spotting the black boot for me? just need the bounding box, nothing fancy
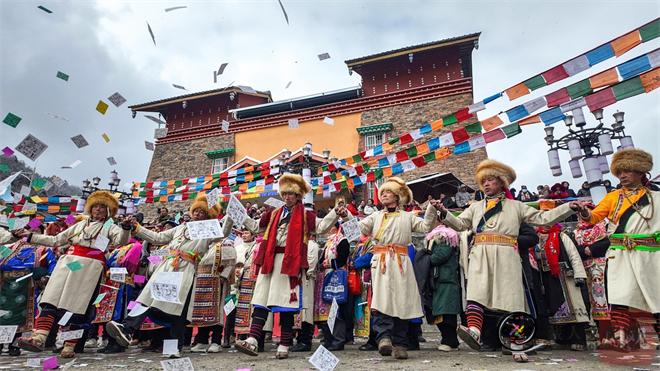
[290,342,312,352]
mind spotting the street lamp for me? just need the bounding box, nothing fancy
[544,107,632,203]
[109,170,121,191]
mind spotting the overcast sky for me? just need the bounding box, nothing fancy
[1,0,658,193]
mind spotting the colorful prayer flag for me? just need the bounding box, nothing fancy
[589,68,619,89]
[540,107,566,125]
[639,19,660,42]
[566,79,592,99]
[617,54,651,80]
[502,123,522,138]
[640,68,660,92]
[505,105,529,123]
[586,44,615,66]
[542,65,569,84]
[584,87,616,112]
[523,75,546,91]
[483,128,506,143]
[481,115,504,131]
[505,83,529,101]
[612,77,644,100]
[611,31,641,57]
[545,88,570,107]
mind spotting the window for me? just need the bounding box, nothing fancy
[368,179,386,201]
[364,133,384,150]
[212,157,229,173]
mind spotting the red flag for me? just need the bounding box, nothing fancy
[399,133,414,145]
[395,150,409,162]
[374,183,380,205]
[455,107,474,123]
[451,128,469,143]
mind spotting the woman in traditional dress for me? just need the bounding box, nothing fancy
[577,149,659,351]
[435,159,585,362]
[534,224,590,350]
[189,237,236,353]
[321,177,439,360]
[106,194,227,357]
[15,191,132,357]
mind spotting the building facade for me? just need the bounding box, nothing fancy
[131,33,486,218]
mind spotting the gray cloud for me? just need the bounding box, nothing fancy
[1,0,658,193]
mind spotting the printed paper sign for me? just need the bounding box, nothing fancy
[27,358,41,367]
[186,219,223,240]
[58,329,84,342]
[3,112,22,128]
[58,311,73,326]
[9,217,29,231]
[223,298,236,315]
[110,267,128,283]
[42,356,58,370]
[308,344,340,371]
[15,134,48,161]
[107,157,117,166]
[134,274,146,284]
[162,339,179,355]
[206,188,220,208]
[147,255,163,265]
[160,357,194,371]
[341,218,361,242]
[93,234,109,251]
[227,195,247,227]
[145,141,155,151]
[151,272,183,304]
[264,197,285,209]
[151,248,170,257]
[328,298,339,334]
[0,325,18,344]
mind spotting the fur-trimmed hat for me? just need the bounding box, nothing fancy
[190,194,222,219]
[475,159,517,189]
[610,149,653,177]
[379,177,413,206]
[85,191,119,217]
[278,173,311,197]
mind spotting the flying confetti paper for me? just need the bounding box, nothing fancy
[145,115,166,125]
[37,5,52,13]
[2,147,14,157]
[288,118,299,129]
[172,84,186,90]
[277,0,289,25]
[61,160,82,169]
[164,6,187,12]
[107,157,117,166]
[3,112,22,128]
[56,71,69,81]
[146,22,156,46]
[47,113,69,121]
[154,128,168,139]
[285,81,292,89]
[108,92,127,107]
[102,133,110,143]
[70,135,89,148]
[145,141,155,151]
[15,134,48,161]
[323,116,334,125]
[318,53,331,61]
[0,164,8,173]
[96,100,109,115]
[217,63,228,76]
[221,120,230,133]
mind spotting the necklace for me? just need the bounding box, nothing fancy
[622,186,653,223]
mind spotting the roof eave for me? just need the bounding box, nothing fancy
[128,88,272,112]
[345,33,481,69]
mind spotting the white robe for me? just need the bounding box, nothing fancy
[30,219,130,314]
[443,199,574,313]
[319,205,437,319]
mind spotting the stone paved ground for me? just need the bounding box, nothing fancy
[1,337,658,371]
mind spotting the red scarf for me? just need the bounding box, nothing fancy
[538,225,562,277]
[256,203,309,277]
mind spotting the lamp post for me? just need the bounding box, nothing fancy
[80,171,134,214]
[544,107,632,203]
[301,143,314,205]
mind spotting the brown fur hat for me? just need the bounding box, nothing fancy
[278,173,311,197]
[610,149,653,177]
[190,194,222,219]
[475,159,517,190]
[85,191,119,217]
[379,177,413,206]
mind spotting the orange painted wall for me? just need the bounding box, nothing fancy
[234,113,361,161]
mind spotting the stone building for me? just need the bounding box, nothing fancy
[130,33,486,218]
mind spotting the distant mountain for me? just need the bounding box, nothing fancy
[0,155,81,197]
